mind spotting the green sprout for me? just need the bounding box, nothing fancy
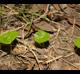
[0,31,18,44]
[34,30,50,44]
[74,37,80,48]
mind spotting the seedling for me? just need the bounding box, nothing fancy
[33,30,50,48]
[73,37,80,55]
[74,37,80,48]
[0,31,18,44]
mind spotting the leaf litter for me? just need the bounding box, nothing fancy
[0,4,80,70]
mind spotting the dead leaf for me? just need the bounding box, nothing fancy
[11,44,27,55]
[29,4,47,13]
[34,21,57,32]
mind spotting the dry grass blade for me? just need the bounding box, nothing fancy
[33,4,50,23]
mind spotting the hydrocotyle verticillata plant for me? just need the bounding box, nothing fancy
[0,31,18,44]
[74,37,80,48]
[34,30,50,44]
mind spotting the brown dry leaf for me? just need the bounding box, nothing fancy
[63,5,80,27]
[0,55,27,70]
[34,21,56,32]
[11,44,27,55]
[29,4,47,13]
[48,59,63,70]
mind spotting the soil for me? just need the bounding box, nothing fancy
[0,4,80,70]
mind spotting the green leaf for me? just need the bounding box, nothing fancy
[0,31,18,44]
[74,37,80,48]
[34,30,50,44]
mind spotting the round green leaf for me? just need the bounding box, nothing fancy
[74,37,80,48]
[34,30,50,44]
[0,31,18,44]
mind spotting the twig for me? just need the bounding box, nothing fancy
[55,24,61,39]
[50,45,59,55]
[4,5,14,11]
[53,4,61,11]
[33,4,50,23]
[64,52,74,58]
[42,15,64,30]
[45,56,62,64]
[0,25,24,35]
[44,53,79,69]
[4,5,18,15]
[61,58,79,70]
[17,39,42,70]
[68,16,76,43]
[71,16,75,37]
[28,48,42,70]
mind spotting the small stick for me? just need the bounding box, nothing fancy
[71,16,76,37]
[61,58,79,70]
[33,4,50,23]
[45,56,62,64]
[64,52,74,58]
[55,24,61,39]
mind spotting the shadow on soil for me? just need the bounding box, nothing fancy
[0,40,18,54]
[34,41,50,49]
[74,46,80,56]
